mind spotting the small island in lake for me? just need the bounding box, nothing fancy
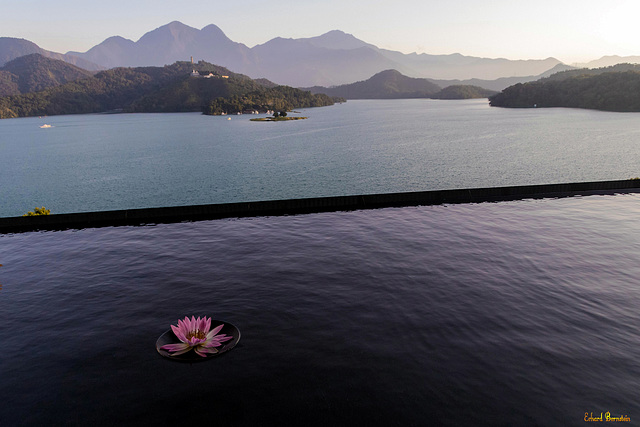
[251,117,307,121]
[250,111,307,121]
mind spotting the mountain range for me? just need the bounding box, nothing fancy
[65,21,566,86]
[429,63,576,92]
[0,21,572,88]
[0,37,101,71]
[575,55,640,69]
[2,21,640,89]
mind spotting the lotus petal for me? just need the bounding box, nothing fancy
[160,342,191,355]
[171,324,187,342]
[207,324,224,339]
[195,346,219,357]
[162,316,232,357]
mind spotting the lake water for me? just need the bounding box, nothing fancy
[1,99,640,217]
[1,193,639,426]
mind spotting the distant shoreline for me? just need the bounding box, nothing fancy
[250,117,308,121]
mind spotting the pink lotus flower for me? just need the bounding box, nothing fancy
[161,316,233,357]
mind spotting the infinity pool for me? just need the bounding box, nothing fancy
[1,193,639,426]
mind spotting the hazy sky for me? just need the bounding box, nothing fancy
[2,0,639,64]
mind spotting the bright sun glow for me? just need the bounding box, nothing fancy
[597,2,640,53]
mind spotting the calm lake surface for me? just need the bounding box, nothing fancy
[1,99,640,217]
[1,193,639,426]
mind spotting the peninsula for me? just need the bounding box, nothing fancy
[489,64,640,112]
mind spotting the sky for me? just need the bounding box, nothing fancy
[2,0,640,64]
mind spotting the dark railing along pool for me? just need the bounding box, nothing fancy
[1,193,639,426]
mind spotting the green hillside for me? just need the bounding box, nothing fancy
[431,85,497,99]
[0,54,94,96]
[489,64,640,111]
[308,69,441,99]
[0,59,342,119]
[308,69,495,100]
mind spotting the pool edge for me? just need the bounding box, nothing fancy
[2,179,640,233]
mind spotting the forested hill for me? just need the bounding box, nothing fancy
[0,60,341,119]
[306,69,496,100]
[431,85,497,99]
[0,54,94,96]
[306,69,441,99]
[489,64,640,111]
[539,63,640,82]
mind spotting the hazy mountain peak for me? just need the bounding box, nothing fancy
[167,20,187,27]
[579,55,640,69]
[0,36,39,49]
[538,63,575,77]
[305,30,373,50]
[165,20,192,32]
[371,69,404,79]
[65,20,251,69]
[138,21,197,44]
[107,35,133,43]
[0,37,42,65]
[95,36,135,48]
[323,30,348,36]
[306,68,441,99]
[201,24,229,39]
[200,24,232,42]
[66,36,133,57]
[254,36,304,50]
[0,37,101,70]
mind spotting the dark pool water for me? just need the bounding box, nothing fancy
[1,193,639,426]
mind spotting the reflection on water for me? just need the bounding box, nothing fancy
[0,194,639,426]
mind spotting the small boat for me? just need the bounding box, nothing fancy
[39,124,52,128]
